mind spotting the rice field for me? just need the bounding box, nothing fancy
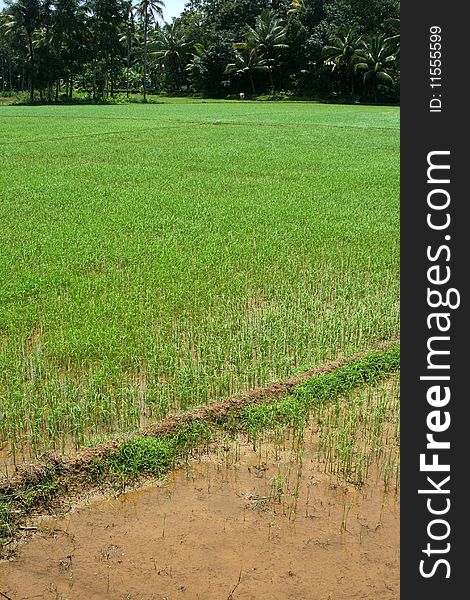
[0,100,399,461]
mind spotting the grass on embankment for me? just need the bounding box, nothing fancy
[0,345,399,554]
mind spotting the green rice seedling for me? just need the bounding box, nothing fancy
[315,373,400,489]
[288,441,305,520]
[341,501,353,532]
[273,470,284,501]
[0,101,399,460]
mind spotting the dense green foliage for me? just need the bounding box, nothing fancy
[0,0,400,102]
[0,99,399,458]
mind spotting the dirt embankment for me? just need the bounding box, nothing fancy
[3,351,368,492]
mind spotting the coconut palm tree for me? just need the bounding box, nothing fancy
[153,21,192,93]
[4,0,43,102]
[0,15,9,92]
[47,0,86,99]
[321,25,362,96]
[245,9,288,94]
[119,1,138,97]
[86,0,128,99]
[134,0,164,101]
[0,12,15,92]
[225,46,268,96]
[355,34,398,102]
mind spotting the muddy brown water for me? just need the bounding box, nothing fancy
[0,429,399,600]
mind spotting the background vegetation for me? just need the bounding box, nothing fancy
[0,0,400,103]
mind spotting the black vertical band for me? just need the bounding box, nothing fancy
[401,2,468,597]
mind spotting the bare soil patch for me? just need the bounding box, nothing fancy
[0,424,399,599]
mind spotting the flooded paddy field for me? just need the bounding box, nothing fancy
[0,376,399,600]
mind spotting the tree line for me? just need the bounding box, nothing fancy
[0,0,400,103]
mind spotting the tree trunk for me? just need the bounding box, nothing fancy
[110,53,115,97]
[8,55,12,91]
[126,42,131,98]
[268,67,275,94]
[143,13,148,102]
[249,73,256,96]
[27,32,34,103]
[69,59,74,99]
